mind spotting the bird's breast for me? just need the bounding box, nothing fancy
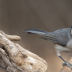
[54,44,71,52]
[67,39,72,49]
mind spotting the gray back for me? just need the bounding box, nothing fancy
[41,28,71,46]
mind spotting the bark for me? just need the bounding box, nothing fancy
[0,30,48,72]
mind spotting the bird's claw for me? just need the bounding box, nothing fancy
[62,61,72,69]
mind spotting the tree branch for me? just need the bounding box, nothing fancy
[60,57,72,72]
[0,30,48,72]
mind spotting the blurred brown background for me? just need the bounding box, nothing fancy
[0,0,72,72]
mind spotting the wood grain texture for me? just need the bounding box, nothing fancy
[0,30,48,72]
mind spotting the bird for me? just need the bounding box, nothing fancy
[24,26,72,68]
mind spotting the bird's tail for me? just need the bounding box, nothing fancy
[24,29,48,35]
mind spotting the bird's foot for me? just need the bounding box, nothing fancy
[62,61,72,69]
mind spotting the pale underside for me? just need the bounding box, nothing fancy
[54,39,72,56]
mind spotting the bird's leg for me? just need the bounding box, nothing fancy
[59,55,66,62]
[55,45,72,68]
[59,55,72,68]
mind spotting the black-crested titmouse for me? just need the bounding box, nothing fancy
[24,26,72,68]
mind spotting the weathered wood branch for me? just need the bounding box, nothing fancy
[0,30,48,72]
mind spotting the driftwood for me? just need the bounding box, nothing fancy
[0,30,48,72]
[1,30,72,72]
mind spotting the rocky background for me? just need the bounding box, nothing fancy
[0,0,72,72]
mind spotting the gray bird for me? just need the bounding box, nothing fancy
[24,26,72,68]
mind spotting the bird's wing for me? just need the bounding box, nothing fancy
[40,34,57,43]
[40,28,70,46]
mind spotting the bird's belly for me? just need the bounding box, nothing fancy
[67,39,72,49]
[55,44,71,52]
